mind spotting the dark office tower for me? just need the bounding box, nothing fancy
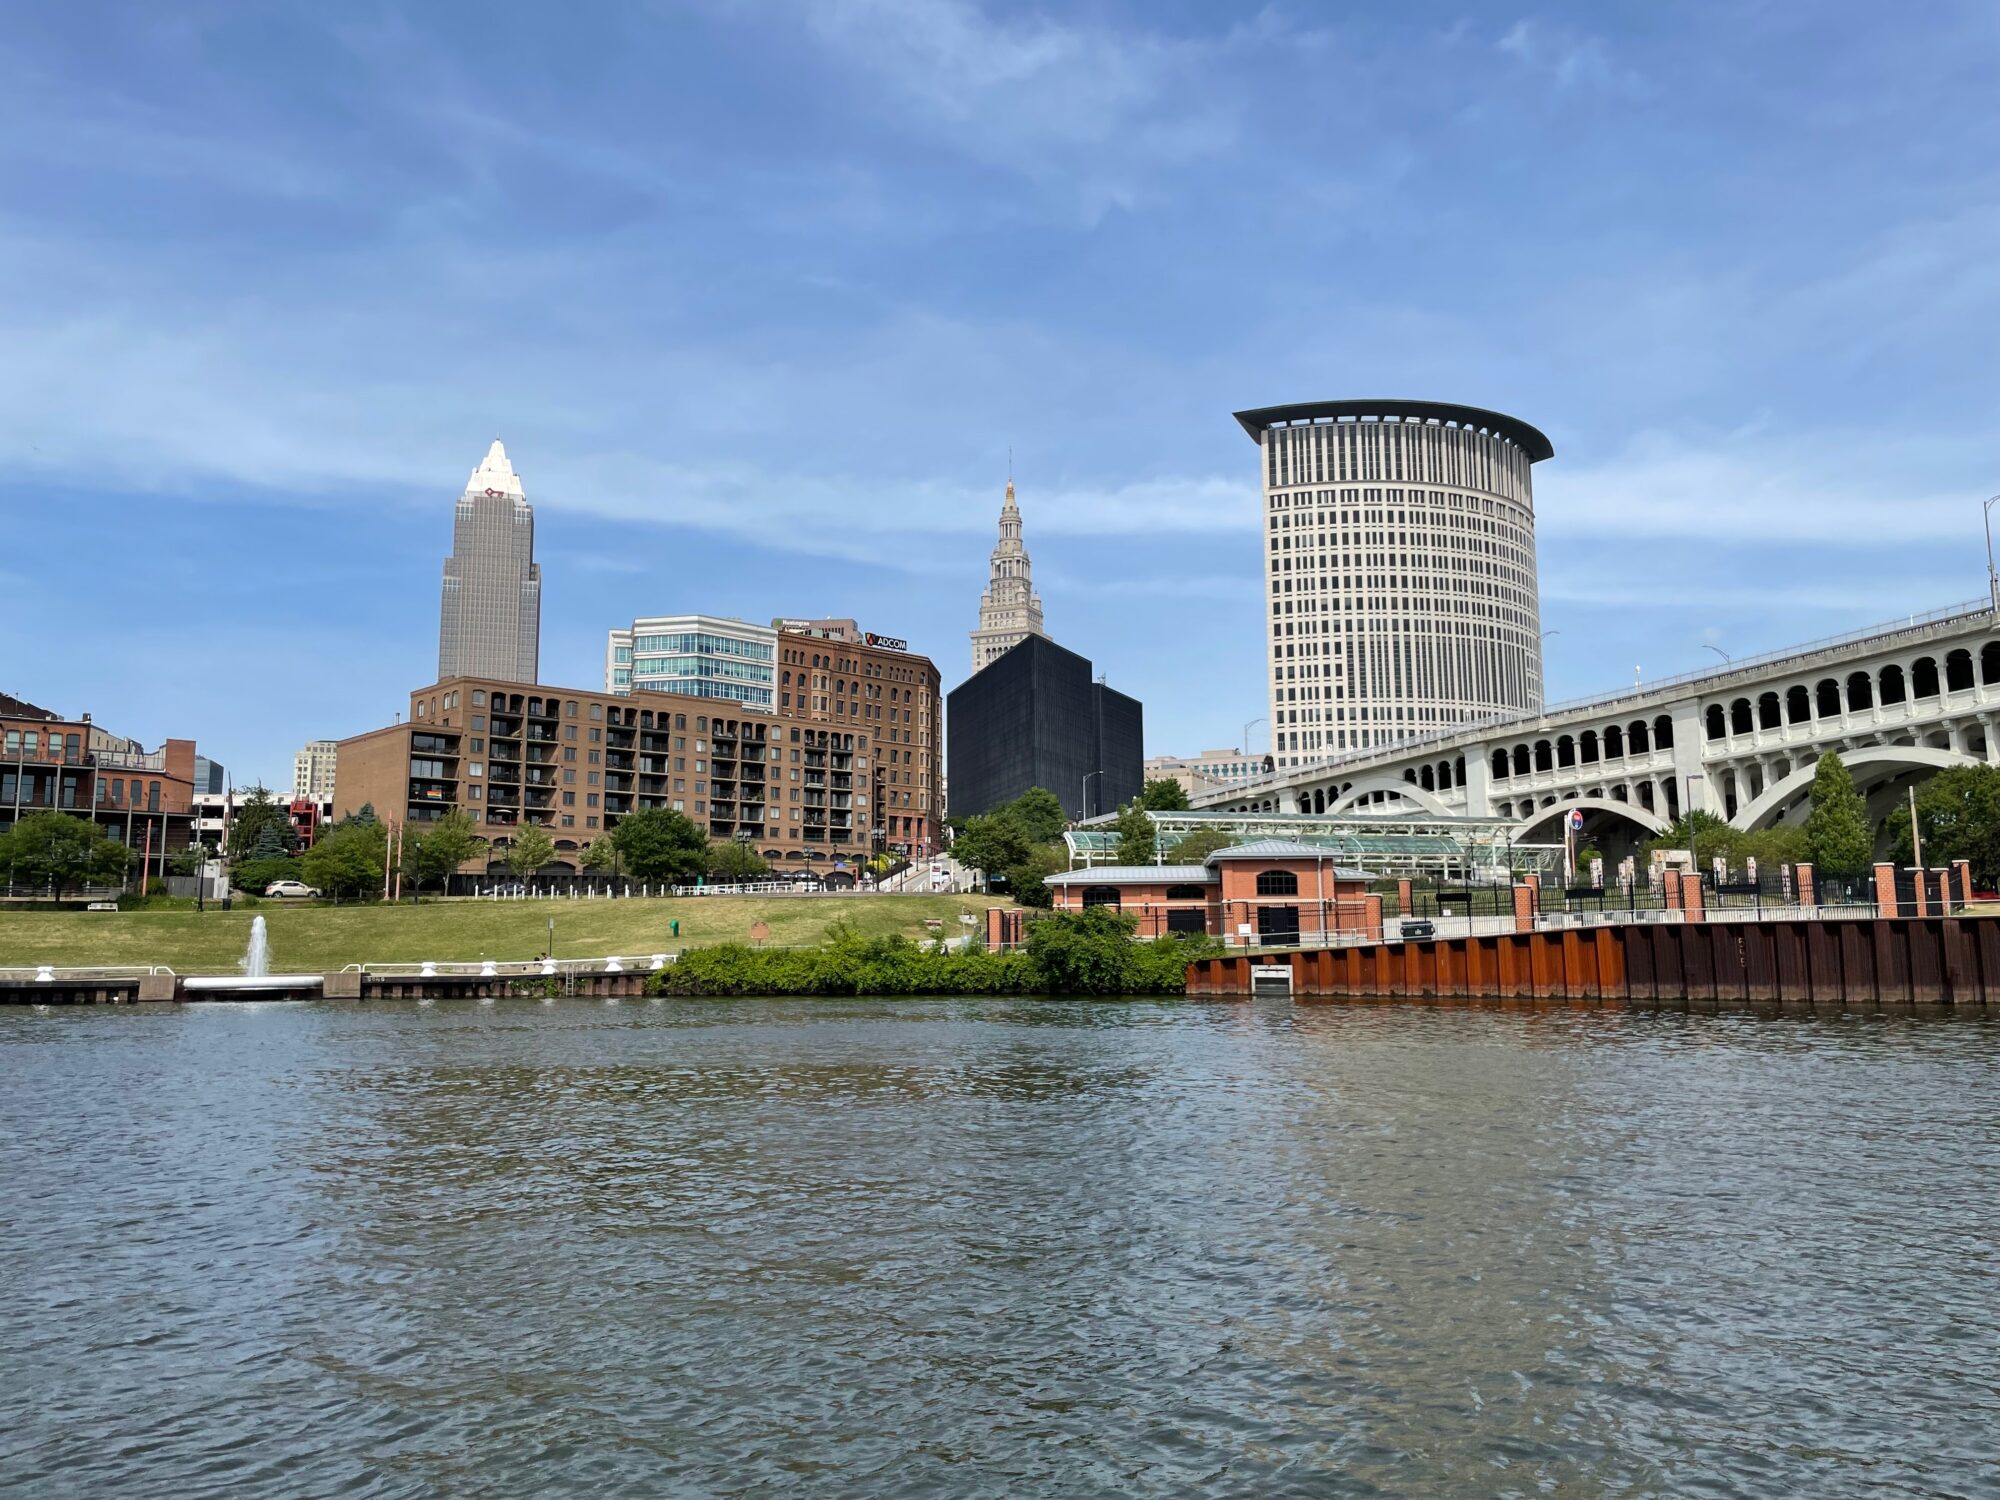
[439,440,541,683]
[946,634,1142,821]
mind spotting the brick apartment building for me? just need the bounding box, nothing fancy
[1,689,199,887]
[333,662,939,878]
[774,621,943,858]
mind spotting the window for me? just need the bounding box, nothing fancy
[1164,884,1209,901]
[1081,886,1121,909]
[1254,870,1299,897]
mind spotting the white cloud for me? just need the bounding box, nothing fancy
[1493,18,1648,98]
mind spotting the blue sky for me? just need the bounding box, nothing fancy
[5,1,1998,787]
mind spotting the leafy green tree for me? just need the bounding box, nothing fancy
[1804,752,1873,877]
[1001,844,1062,908]
[1884,765,2000,884]
[1008,786,1068,843]
[0,811,131,896]
[1112,801,1157,865]
[1167,825,1235,864]
[231,856,298,895]
[706,839,771,882]
[228,786,295,861]
[506,823,558,880]
[339,803,380,828]
[301,818,388,901]
[582,838,619,873]
[400,808,484,898]
[168,842,215,877]
[1138,778,1191,811]
[951,812,1033,880]
[608,807,710,882]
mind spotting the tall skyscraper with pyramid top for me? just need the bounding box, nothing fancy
[969,478,1046,676]
[438,440,542,683]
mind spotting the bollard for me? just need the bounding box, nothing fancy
[540,957,556,976]
[34,964,55,983]
[420,960,437,978]
[479,959,498,977]
[651,953,667,969]
[604,957,624,974]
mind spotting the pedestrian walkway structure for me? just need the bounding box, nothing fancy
[1064,810,1560,880]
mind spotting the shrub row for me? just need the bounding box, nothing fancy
[650,910,1218,997]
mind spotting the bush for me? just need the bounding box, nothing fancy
[650,912,1218,997]
[230,855,296,895]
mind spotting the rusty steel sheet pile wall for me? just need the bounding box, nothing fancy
[1185,916,2000,1008]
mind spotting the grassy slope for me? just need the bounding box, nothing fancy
[0,894,1004,972]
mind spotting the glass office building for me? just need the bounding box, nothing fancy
[605,615,777,711]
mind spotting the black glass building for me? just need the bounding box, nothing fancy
[946,635,1143,820]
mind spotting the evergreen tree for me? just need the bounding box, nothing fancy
[227,786,295,860]
[1805,752,1873,877]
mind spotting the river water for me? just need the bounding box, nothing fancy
[2,1000,1996,1498]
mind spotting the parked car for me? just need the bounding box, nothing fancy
[264,879,320,899]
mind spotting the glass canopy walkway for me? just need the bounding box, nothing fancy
[1064,810,1562,880]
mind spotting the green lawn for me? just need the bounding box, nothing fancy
[0,894,1004,972]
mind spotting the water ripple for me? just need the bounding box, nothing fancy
[2,1000,1996,1497]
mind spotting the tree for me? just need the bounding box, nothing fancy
[301,818,388,901]
[0,811,131,897]
[706,840,771,882]
[1885,764,2000,885]
[339,803,380,828]
[951,812,1033,879]
[1024,906,1143,994]
[1001,843,1063,908]
[1008,787,1068,843]
[168,842,215,877]
[228,786,295,861]
[1805,752,1873,877]
[582,839,618,873]
[1139,778,1191,811]
[1167,826,1236,864]
[608,807,709,882]
[1111,801,1157,865]
[506,823,558,880]
[400,808,484,898]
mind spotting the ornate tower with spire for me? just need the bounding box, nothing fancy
[969,477,1047,676]
[438,439,542,683]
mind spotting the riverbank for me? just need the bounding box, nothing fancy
[0,894,1002,972]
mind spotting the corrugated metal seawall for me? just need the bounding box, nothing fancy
[1186,917,2000,1008]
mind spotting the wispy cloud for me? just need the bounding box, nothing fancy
[1493,18,1648,98]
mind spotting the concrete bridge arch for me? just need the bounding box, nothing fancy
[1513,797,1668,844]
[1323,775,1451,818]
[1732,745,1979,831]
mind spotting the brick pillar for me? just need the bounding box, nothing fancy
[1908,869,1930,918]
[1954,859,1973,906]
[1525,872,1541,900]
[1796,861,1815,908]
[1873,863,1898,917]
[1666,868,1684,910]
[1397,877,1413,917]
[1512,883,1535,933]
[1679,870,1706,923]
[1362,893,1384,943]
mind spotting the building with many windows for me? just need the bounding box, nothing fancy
[293,739,338,800]
[774,623,943,858]
[969,478,1046,676]
[946,634,1142,821]
[605,615,777,710]
[334,676,902,878]
[1238,400,1551,771]
[439,440,541,684]
[1,690,199,888]
[1144,749,1272,798]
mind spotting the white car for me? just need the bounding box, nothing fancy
[264,879,320,899]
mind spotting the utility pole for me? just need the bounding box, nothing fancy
[1908,784,1924,871]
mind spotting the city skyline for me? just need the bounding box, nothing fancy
[6,3,1999,785]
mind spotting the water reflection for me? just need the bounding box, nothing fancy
[1,1000,1995,1497]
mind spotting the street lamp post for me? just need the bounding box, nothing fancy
[1702,644,1731,666]
[1983,494,2000,614]
[1082,769,1104,821]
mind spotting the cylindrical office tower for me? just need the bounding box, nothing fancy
[1236,399,1552,771]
